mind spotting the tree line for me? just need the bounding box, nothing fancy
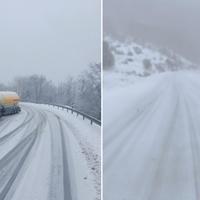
[0,63,101,120]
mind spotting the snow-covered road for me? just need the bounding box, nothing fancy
[0,103,100,200]
[104,71,200,200]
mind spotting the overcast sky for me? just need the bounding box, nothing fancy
[104,0,200,65]
[0,0,100,83]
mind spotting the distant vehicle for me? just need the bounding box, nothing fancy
[0,105,4,118]
[0,91,21,117]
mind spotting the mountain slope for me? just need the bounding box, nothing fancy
[104,37,198,88]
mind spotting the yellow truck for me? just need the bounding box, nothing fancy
[0,91,21,116]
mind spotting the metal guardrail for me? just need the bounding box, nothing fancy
[47,103,101,126]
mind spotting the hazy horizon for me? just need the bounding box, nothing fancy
[0,0,100,83]
[104,0,200,65]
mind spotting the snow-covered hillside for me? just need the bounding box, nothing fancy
[104,36,198,88]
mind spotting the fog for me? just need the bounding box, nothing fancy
[104,0,200,64]
[0,0,100,83]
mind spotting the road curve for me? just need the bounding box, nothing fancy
[104,71,200,200]
[0,103,99,200]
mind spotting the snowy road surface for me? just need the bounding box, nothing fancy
[104,71,200,200]
[0,103,100,200]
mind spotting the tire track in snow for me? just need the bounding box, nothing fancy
[47,113,72,200]
[58,117,73,200]
[0,108,46,200]
[182,90,200,200]
[104,81,168,149]
[0,106,35,144]
[104,85,169,169]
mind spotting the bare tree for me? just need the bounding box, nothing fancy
[103,41,115,70]
[1,64,101,119]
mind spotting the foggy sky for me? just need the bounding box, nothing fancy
[104,0,200,64]
[0,0,100,83]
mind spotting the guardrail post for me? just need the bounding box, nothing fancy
[91,120,93,125]
[83,115,85,120]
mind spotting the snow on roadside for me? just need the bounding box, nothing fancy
[62,122,97,200]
